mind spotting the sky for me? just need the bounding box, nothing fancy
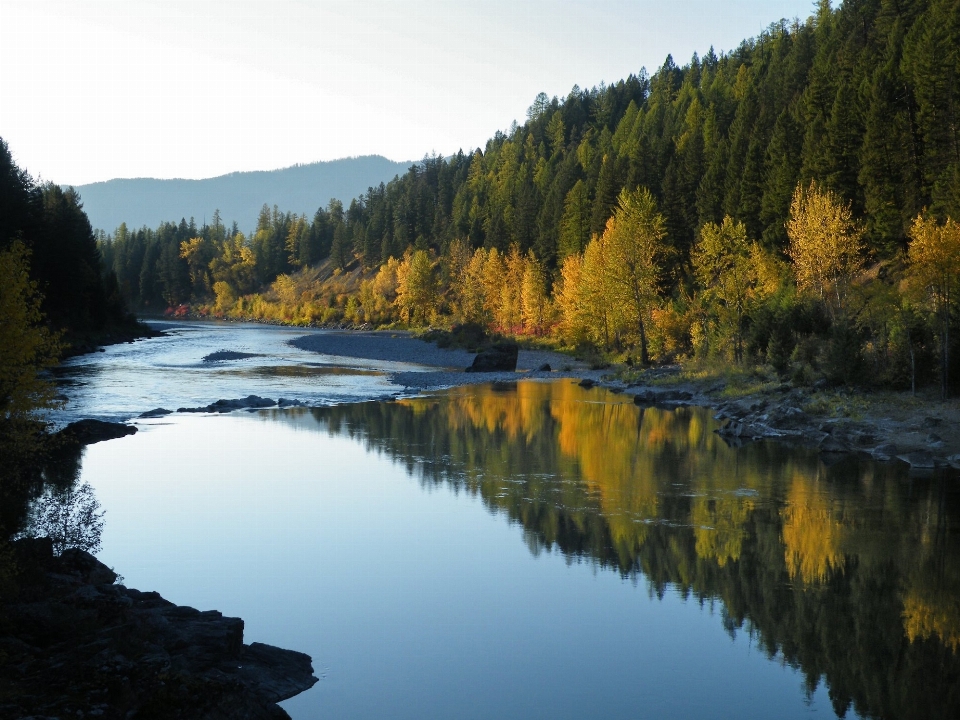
[1,0,819,186]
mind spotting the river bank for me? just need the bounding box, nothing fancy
[0,538,317,720]
[285,329,960,470]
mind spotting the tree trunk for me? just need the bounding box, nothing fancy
[910,342,916,396]
[638,318,649,366]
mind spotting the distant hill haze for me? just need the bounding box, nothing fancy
[71,156,412,234]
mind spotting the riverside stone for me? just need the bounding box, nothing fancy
[633,389,693,406]
[465,342,519,372]
[139,407,173,418]
[59,419,137,445]
[1,539,317,720]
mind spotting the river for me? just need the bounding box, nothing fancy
[33,322,960,719]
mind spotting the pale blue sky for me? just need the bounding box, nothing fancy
[1,0,819,185]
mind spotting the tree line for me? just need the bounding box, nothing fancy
[102,0,960,393]
[1,136,141,545]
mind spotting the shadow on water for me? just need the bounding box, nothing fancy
[265,380,960,720]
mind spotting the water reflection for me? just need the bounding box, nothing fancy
[269,380,960,720]
[17,481,104,556]
[1,423,105,557]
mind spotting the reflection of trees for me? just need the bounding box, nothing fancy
[273,381,960,719]
[18,481,104,556]
[1,428,100,557]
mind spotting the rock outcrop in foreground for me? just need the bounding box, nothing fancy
[1,538,317,720]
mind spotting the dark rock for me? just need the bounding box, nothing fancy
[60,419,137,445]
[1,541,317,719]
[536,363,552,372]
[922,416,943,428]
[633,389,693,406]
[465,342,519,372]
[139,407,172,418]
[926,433,942,444]
[59,548,118,585]
[897,451,938,469]
[277,398,305,407]
[239,643,318,704]
[819,435,849,454]
[768,406,810,429]
[579,378,596,388]
[208,395,277,411]
[202,350,260,362]
[871,442,898,461]
[717,420,766,440]
[180,396,279,413]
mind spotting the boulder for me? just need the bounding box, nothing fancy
[60,419,137,445]
[818,435,849,454]
[139,407,172,418]
[632,389,693,406]
[465,342,519,372]
[897,451,938,469]
[207,395,277,411]
[179,396,279,413]
[871,442,898,461]
[537,363,552,372]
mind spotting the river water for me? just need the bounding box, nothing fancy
[38,322,960,719]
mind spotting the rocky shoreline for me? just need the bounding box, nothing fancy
[609,373,960,472]
[0,538,317,720]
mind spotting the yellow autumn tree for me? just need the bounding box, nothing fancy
[906,214,960,398]
[209,231,256,297]
[499,245,526,332]
[556,252,588,345]
[455,247,491,326]
[481,248,505,330]
[692,216,780,362]
[521,250,549,334]
[786,181,864,316]
[579,232,616,347]
[179,236,213,298]
[602,187,667,364]
[0,241,61,422]
[358,256,400,325]
[395,249,438,325]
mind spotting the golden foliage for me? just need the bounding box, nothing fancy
[693,216,782,361]
[556,187,666,359]
[786,181,864,314]
[358,257,400,324]
[906,214,960,314]
[395,249,438,324]
[0,241,61,421]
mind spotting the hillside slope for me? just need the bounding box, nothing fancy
[73,155,411,233]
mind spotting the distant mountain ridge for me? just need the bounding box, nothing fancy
[71,156,412,234]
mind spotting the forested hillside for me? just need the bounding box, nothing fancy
[102,0,960,392]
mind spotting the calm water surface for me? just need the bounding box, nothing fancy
[41,325,960,719]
